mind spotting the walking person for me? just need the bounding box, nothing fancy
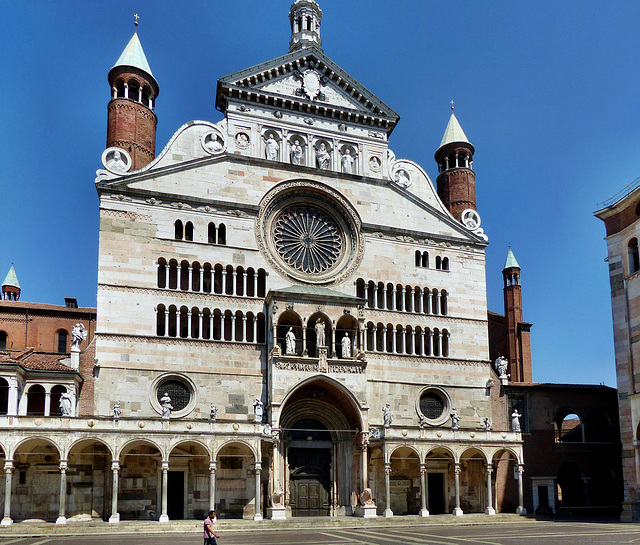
[204,510,220,545]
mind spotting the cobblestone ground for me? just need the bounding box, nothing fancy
[1,521,640,545]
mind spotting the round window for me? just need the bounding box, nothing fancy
[157,379,191,412]
[150,374,197,418]
[416,387,451,426]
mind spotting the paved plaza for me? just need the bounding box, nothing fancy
[0,521,639,545]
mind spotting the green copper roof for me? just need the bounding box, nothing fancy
[112,32,154,77]
[439,112,472,148]
[2,264,20,289]
[503,248,520,270]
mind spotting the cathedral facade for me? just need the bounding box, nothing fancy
[0,1,525,523]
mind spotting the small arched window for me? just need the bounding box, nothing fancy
[208,223,217,244]
[115,80,126,98]
[0,331,7,350]
[218,224,227,245]
[442,257,449,271]
[435,256,442,270]
[415,251,421,267]
[127,79,140,102]
[629,238,640,275]
[184,222,194,242]
[174,220,184,240]
[57,330,68,354]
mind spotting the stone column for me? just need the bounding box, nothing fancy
[390,288,396,311]
[164,309,170,337]
[1,460,13,525]
[198,312,204,340]
[211,313,215,340]
[364,284,369,308]
[109,461,120,523]
[407,288,413,312]
[411,330,416,355]
[381,326,387,353]
[428,331,433,356]
[231,315,236,341]
[253,316,258,343]
[361,444,368,491]
[453,462,463,516]
[188,266,193,292]
[384,462,393,517]
[209,461,217,512]
[382,287,387,310]
[242,272,247,296]
[391,329,397,354]
[164,265,169,289]
[419,463,429,517]
[331,322,336,358]
[420,331,425,357]
[221,270,227,294]
[401,328,407,354]
[232,270,238,296]
[45,390,51,417]
[516,465,527,514]
[159,461,169,522]
[372,286,377,309]
[199,267,204,292]
[398,287,404,311]
[187,311,192,339]
[425,290,431,314]
[417,289,423,313]
[242,316,248,343]
[254,461,263,521]
[434,292,441,315]
[56,460,68,524]
[485,464,495,515]
[7,378,18,416]
[123,82,129,99]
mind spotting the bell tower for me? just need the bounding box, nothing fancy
[434,106,476,222]
[107,32,159,170]
[502,248,532,383]
[289,0,322,52]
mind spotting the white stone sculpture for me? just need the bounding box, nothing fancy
[265,135,279,160]
[341,149,355,174]
[106,150,128,172]
[483,417,491,431]
[290,139,303,165]
[71,323,87,350]
[511,410,522,432]
[394,169,411,188]
[205,135,223,153]
[160,393,173,420]
[210,404,217,422]
[253,398,264,423]
[451,407,460,431]
[316,143,330,169]
[369,427,381,439]
[112,402,121,419]
[285,327,296,355]
[382,403,393,427]
[495,356,508,379]
[341,333,351,358]
[315,319,325,347]
[59,388,72,416]
[419,415,427,428]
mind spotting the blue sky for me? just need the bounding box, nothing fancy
[2,1,638,387]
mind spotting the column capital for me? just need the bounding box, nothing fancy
[3,460,14,471]
[59,460,68,471]
[454,462,461,475]
[419,463,426,474]
[254,462,262,471]
[209,461,217,472]
[161,460,169,471]
[517,464,524,475]
[486,464,493,474]
[111,460,120,471]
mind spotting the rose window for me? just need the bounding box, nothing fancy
[273,207,342,274]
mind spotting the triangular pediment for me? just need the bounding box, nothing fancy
[216,47,400,133]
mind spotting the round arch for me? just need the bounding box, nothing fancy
[117,437,164,461]
[67,436,115,460]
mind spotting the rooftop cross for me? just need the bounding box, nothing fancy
[450,99,455,111]
[134,13,139,27]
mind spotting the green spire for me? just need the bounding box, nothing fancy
[439,112,472,148]
[503,247,520,271]
[2,264,20,289]
[112,32,154,77]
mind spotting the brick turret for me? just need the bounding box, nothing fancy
[502,248,532,383]
[107,33,159,170]
[435,108,476,221]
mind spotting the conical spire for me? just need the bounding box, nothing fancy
[2,264,20,289]
[503,247,520,271]
[439,112,472,149]
[112,32,154,77]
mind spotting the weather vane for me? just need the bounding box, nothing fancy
[450,100,455,111]
[134,13,140,27]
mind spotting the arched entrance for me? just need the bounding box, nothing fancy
[278,377,363,517]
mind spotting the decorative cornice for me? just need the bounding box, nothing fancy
[96,332,267,351]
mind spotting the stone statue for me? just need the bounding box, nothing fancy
[316,142,330,170]
[341,149,355,174]
[395,169,410,188]
[253,398,264,423]
[209,404,218,422]
[359,488,375,506]
[285,327,296,355]
[160,393,173,420]
[495,356,508,379]
[71,323,87,350]
[205,136,223,153]
[369,427,380,439]
[419,414,427,428]
[382,403,393,427]
[107,150,128,172]
[511,409,522,432]
[112,401,121,419]
[290,139,303,165]
[451,407,460,431]
[263,423,272,436]
[483,417,491,431]
[271,483,284,507]
[341,333,351,358]
[314,319,326,347]
[265,135,279,160]
[59,388,72,416]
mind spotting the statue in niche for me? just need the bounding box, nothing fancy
[265,134,279,161]
[394,169,411,188]
[285,327,296,355]
[59,388,73,416]
[450,407,460,431]
[253,398,264,423]
[495,356,508,379]
[205,135,223,153]
[341,148,355,174]
[316,142,330,170]
[382,403,393,427]
[511,409,522,432]
[160,392,173,419]
[106,150,128,172]
[71,323,87,350]
[112,401,122,419]
[210,404,218,422]
[314,319,326,347]
[341,333,351,358]
[290,139,304,165]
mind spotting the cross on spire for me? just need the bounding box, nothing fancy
[134,13,140,26]
[450,100,455,111]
